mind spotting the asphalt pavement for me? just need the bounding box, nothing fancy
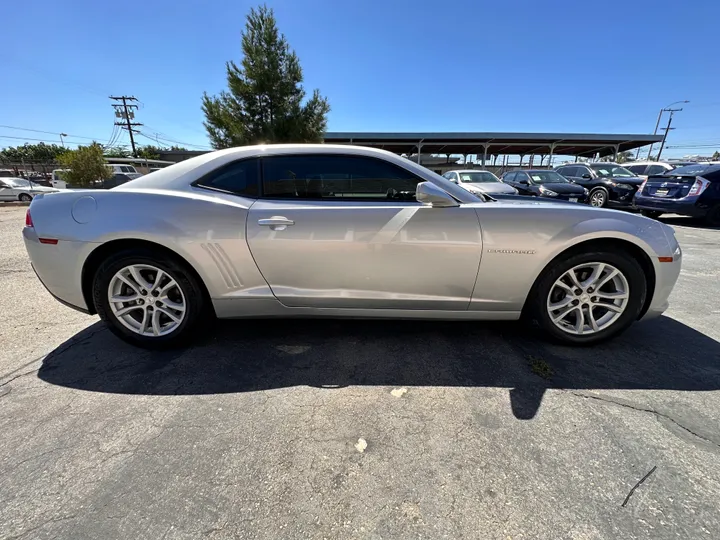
[1,205,719,540]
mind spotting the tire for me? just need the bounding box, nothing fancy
[92,248,208,349]
[704,204,720,227]
[588,188,608,208]
[527,249,647,345]
[641,210,663,220]
[19,194,32,202]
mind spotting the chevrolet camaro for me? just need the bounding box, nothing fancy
[23,145,682,348]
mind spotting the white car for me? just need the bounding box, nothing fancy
[0,178,59,202]
[442,170,518,196]
[109,164,142,180]
[624,162,676,179]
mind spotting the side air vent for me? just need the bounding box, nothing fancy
[201,243,243,289]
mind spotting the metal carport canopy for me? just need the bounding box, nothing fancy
[323,132,663,157]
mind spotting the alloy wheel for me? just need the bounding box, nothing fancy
[107,264,186,337]
[589,191,606,207]
[546,262,629,335]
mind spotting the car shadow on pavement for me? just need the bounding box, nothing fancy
[38,315,720,420]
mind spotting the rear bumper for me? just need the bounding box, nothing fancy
[633,195,706,217]
[23,227,97,312]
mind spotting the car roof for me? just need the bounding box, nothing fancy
[446,169,493,173]
[625,161,673,166]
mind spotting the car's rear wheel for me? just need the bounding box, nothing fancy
[19,194,32,202]
[588,188,608,207]
[528,250,646,344]
[641,210,663,219]
[92,249,207,349]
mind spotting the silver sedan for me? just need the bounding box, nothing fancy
[23,144,682,348]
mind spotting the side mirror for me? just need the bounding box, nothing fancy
[582,173,592,179]
[518,179,529,185]
[416,182,459,207]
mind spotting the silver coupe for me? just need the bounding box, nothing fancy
[23,145,682,348]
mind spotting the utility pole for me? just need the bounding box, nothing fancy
[645,100,689,160]
[109,96,142,157]
[59,133,67,147]
[657,108,681,161]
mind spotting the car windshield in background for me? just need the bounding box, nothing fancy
[459,172,500,183]
[667,164,717,176]
[527,171,570,184]
[590,164,635,178]
[3,179,32,188]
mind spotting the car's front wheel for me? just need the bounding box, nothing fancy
[528,249,646,344]
[588,188,608,207]
[92,249,208,349]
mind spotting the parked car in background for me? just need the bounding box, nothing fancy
[634,163,720,225]
[501,169,587,202]
[109,164,142,179]
[0,169,17,178]
[624,162,676,179]
[51,169,70,189]
[23,144,681,348]
[0,177,59,201]
[554,163,643,208]
[442,169,518,196]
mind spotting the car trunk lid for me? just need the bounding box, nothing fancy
[641,174,697,199]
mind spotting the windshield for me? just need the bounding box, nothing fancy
[458,171,500,184]
[667,163,715,176]
[527,171,570,184]
[590,164,635,178]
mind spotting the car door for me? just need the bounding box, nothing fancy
[0,181,15,201]
[502,172,517,188]
[246,153,483,310]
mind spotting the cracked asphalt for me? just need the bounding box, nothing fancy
[1,206,719,539]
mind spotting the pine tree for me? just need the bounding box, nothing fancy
[202,5,330,149]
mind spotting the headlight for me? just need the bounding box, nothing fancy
[539,186,558,197]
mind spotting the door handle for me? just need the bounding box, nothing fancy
[258,216,295,231]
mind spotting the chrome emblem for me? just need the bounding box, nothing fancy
[661,182,668,187]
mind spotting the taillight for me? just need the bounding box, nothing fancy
[688,177,710,196]
[637,179,647,194]
[25,209,33,227]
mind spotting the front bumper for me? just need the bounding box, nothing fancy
[633,195,707,218]
[608,185,638,206]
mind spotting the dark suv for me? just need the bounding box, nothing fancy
[634,163,720,225]
[555,163,644,208]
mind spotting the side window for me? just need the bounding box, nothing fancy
[195,158,259,197]
[515,172,528,183]
[261,155,420,201]
[448,172,458,183]
[574,166,590,177]
[646,165,667,176]
[558,166,576,177]
[504,172,516,182]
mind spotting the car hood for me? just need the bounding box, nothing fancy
[541,182,585,194]
[463,182,516,194]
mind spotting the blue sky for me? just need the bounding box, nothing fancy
[2,0,718,158]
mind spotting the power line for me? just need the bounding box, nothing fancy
[137,131,211,150]
[0,134,97,145]
[0,124,102,141]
